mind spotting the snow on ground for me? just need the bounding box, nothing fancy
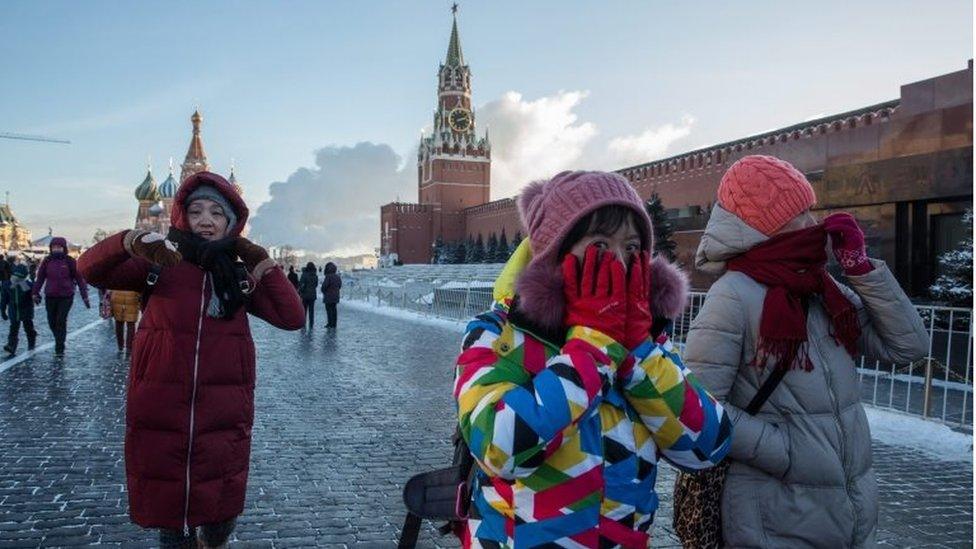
[438,280,493,289]
[343,299,465,332]
[858,368,973,391]
[865,406,972,462]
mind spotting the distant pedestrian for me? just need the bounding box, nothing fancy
[78,171,304,548]
[298,262,319,328]
[31,237,89,357]
[109,290,140,353]
[683,155,929,548]
[0,254,11,321]
[287,264,299,289]
[321,262,341,328]
[2,264,36,357]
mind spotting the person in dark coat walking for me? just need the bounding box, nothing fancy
[287,265,299,290]
[298,262,318,328]
[0,255,11,321]
[31,237,89,356]
[78,172,304,548]
[320,262,342,328]
[2,264,36,356]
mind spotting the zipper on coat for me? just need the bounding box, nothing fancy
[183,274,208,536]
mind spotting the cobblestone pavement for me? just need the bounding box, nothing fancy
[0,303,972,548]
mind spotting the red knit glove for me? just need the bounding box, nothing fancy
[824,212,873,276]
[624,251,653,350]
[562,245,627,344]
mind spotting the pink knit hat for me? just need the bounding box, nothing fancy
[517,170,653,263]
[717,155,816,235]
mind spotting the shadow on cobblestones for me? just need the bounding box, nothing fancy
[0,303,971,548]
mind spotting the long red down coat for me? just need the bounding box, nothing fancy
[77,172,304,531]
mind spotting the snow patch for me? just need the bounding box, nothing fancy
[438,280,493,290]
[865,406,972,463]
[343,299,465,332]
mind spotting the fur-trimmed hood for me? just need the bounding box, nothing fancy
[500,241,689,334]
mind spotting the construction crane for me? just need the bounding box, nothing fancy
[0,132,70,144]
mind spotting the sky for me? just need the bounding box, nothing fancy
[0,0,971,253]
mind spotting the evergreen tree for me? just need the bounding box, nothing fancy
[462,236,475,263]
[511,231,523,254]
[930,209,973,306]
[644,193,677,262]
[497,230,510,262]
[485,233,498,264]
[471,234,486,263]
[453,240,467,264]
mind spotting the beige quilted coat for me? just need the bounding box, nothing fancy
[685,205,928,548]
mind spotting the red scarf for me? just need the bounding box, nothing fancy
[727,224,860,372]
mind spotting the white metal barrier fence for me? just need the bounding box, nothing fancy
[346,280,973,428]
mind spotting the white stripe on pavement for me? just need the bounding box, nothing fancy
[0,318,105,375]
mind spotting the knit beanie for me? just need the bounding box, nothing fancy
[717,155,816,236]
[184,185,238,234]
[517,170,653,264]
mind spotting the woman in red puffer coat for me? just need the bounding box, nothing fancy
[78,172,304,548]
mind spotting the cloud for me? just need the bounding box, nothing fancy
[478,91,598,199]
[248,142,413,255]
[606,115,696,167]
[248,92,697,255]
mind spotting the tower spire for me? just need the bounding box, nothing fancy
[180,109,210,183]
[445,4,464,67]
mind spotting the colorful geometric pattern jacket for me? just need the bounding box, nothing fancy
[454,299,733,548]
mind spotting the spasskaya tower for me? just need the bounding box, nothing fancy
[417,5,491,243]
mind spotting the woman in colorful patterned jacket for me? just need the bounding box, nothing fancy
[454,171,732,548]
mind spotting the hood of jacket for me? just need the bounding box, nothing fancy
[171,172,249,237]
[694,204,770,276]
[49,236,68,251]
[498,240,690,334]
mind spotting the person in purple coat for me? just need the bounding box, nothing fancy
[31,237,90,356]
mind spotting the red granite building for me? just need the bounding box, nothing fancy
[380,15,971,296]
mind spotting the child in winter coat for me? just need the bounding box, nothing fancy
[454,171,732,548]
[78,172,305,548]
[685,155,929,548]
[2,264,36,356]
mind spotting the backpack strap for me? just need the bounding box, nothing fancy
[744,364,788,415]
[234,262,254,295]
[140,264,163,311]
[397,513,423,549]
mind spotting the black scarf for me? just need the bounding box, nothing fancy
[167,228,246,320]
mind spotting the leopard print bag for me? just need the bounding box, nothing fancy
[673,364,788,548]
[673,460,730,548]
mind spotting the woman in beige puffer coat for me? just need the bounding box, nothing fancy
[685,155,929,548]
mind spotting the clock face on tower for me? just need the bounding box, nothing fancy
[448,108,472,132]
